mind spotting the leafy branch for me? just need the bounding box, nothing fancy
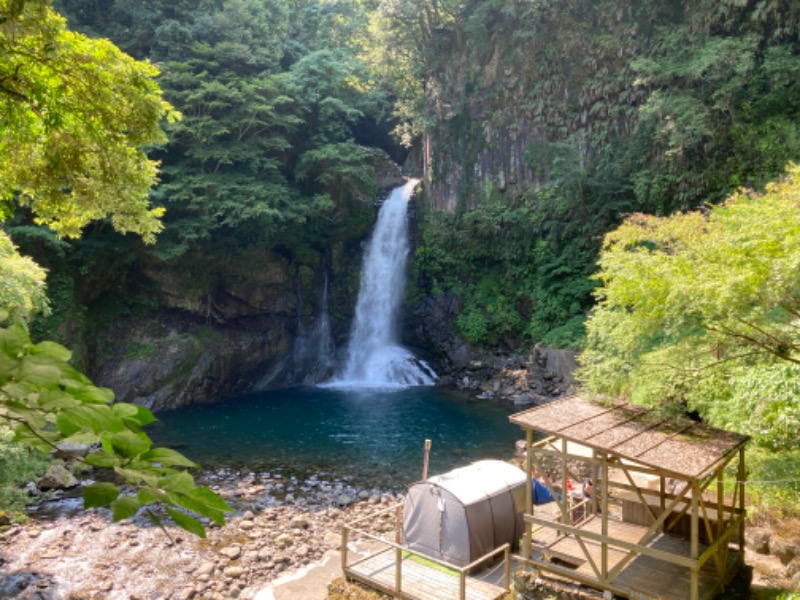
[0,320,231,537]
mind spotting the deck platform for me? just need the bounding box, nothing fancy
[346,548,507,600]
[536,515,742,600]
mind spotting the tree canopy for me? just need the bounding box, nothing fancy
[578,165,800,450]
[0,0,178,242]
[1,0,230,536]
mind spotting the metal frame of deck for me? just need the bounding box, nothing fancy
[342,504,510,600]
[511,396,749,600]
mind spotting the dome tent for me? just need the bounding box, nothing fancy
[402,460,526,567]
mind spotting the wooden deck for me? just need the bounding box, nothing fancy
[346,548,507,600]
[535,515,742,600]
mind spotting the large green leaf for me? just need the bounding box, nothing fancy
[140,447,197,468]
[83,451,120,468]
[83,482,120,508]
[68,385,115,405]
[160,470,196,494]
[190,486,234,513]
[35,341,72,362]
[18,355,62,386]
[37,389,78,411]
[111,496,141,521]
[107,430,151,458]
[166,491,225,525]
[0,324,30,357]
[115,467,159,488]
[115,403,156,428]
[137,487,164,505]
[166,507,206,538]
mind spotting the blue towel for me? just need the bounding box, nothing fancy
[532,478,555,505]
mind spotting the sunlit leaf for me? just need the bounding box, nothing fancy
[84,482,120,508]
[166,507,206,538]
[111,496,141,521]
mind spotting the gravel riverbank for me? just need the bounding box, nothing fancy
[0,468,400,600]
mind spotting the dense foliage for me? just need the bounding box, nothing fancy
[1,0,230,535]
[578,166,800,450]
[53,0,391,261]
[400,0,800,348]
[0,0,176,241]
[0,318,232,534]
[3,0,799,519]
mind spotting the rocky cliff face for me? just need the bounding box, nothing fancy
[417,4,648,213]
[89,150,405,410]
[404,291,576,406]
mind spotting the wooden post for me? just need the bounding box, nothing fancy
[660,474,666,532]
[459,571,467,600]
[341,525,349,572]
[601,453,608,582]
[524,429,533,560]
[395,545,402,598]
[690,480,699,600]
[591,449,599,515]
[562,437,570,525]
[738,446,746,550]
[422,439,432,480]
[395,504,402,597]
[717,466,725,540]
[717,465,726,581]
[504,544,511,590]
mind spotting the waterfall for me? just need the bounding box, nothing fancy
[328,179,436,388]
[291,274,335,384]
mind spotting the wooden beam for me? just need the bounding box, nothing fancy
[530,445,602,465]
[602,452,609,581]
[524,429,533,560]
[524,514,698,569]
[605,482,692,580]
[395,504,403,599]
[513,554,632,599]
[342,525,349,572]
[620,463,660,523]
[738,446,746,550]
[697,513,745,568]
[691,481,700,600]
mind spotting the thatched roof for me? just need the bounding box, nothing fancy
[510,396,749,480]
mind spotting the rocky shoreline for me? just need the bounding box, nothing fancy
[0,347,579,600]
[443,346,577,408]
[0,468,400,600]
[3,462,800,599]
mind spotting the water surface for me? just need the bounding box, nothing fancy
[148,386,520,489]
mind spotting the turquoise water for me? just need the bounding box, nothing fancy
[147,386,521,490]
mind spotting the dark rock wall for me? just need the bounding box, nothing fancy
[90,151,406,410]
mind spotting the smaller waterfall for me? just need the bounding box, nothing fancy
[328,179,436,388]
[291,274,335,383]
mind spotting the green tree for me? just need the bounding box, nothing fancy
[0,232,47,322]
[578,165,800,449]
[1,0,230,535]
[0,0,178,241]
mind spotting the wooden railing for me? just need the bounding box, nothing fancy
[342,503,512,600]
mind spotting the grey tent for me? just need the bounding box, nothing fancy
[402,460,526,567]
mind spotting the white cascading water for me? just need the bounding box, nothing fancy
[329,179,436,388]
[291,273,335,384]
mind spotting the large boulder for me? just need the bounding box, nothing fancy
[37,464,78,490]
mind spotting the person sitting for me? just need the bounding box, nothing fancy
[532,468,560,505]
[582,477,602,513]
[582,478,593,499]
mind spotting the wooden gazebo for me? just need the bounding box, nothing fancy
[510,396,749,600]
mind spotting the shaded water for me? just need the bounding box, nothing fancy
[148,386,520,490]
